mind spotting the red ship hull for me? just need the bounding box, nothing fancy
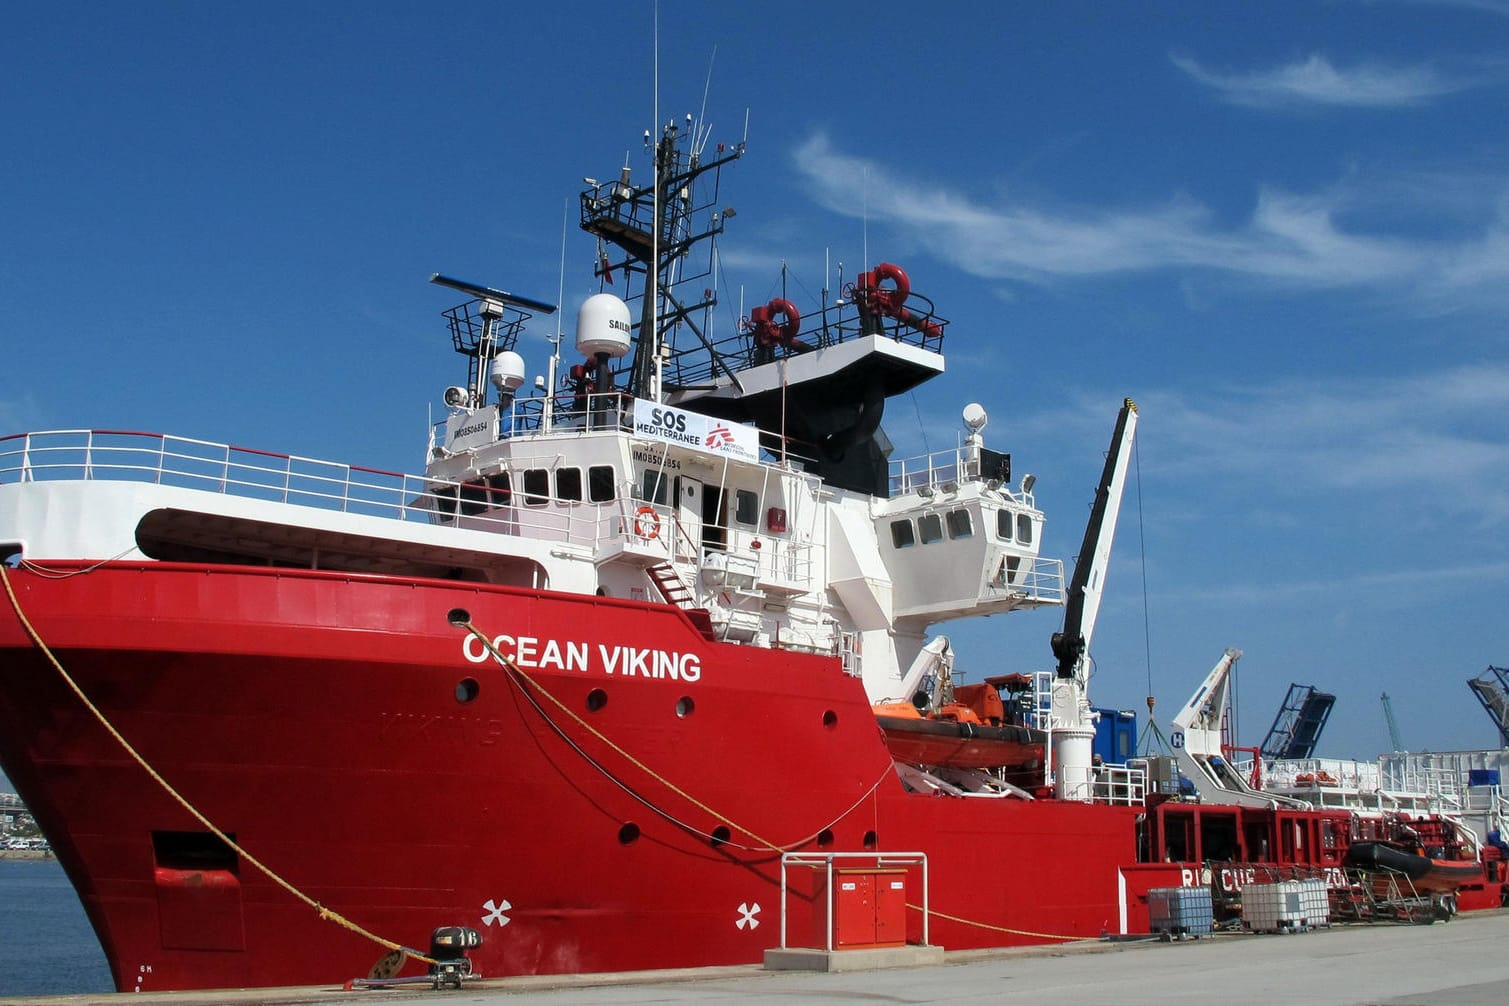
[0,562,1147,992]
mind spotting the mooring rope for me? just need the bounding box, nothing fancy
[458,615,794,852]
[476,620,889,853]
[911,902,1085,942]
[457,614,1088,942]
[0,557,1088,956]
[0,563,437,967]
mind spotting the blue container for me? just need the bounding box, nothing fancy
[1092,707,1138,765]
[1147,886,1213,939]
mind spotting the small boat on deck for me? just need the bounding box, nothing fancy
[874,673,1045,771]
[1344,841,1483,894]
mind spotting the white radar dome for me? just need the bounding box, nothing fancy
[962,403,989,432]
[576,293,632,358]
[489,351,526,393]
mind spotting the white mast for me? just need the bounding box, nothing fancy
[649,3,663,403]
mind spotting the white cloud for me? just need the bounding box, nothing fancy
[1049,364,1509,527]
[1171,52,1469,108]
[790,133,1509,305]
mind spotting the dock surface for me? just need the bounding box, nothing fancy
[18,910,1509,1006]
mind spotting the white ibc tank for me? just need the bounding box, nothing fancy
[577,293,632,358]
[489,351,526,393]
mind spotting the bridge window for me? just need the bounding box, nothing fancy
[523,468,549,506]
[556,467,583,502]
[996,510,1014,541]
[890,519,915,549]
[946,509,973,539]
[735,489,759,526]
[919,513,944,545]
[1016,513,1033,545]
[459,481,489,517]
[588,465,616,503]
[639,469,670,505]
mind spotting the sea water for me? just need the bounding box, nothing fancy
[0,859,113,997]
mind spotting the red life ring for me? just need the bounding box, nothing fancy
[767,297,800,345]
[871,262,910,310]
[633,506,660,539]
[750,298,802,348]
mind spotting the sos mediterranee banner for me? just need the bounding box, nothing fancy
[632,400,759,462]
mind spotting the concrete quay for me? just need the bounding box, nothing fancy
[17,910,1509,1006]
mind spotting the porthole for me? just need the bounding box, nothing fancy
[618,822,641,844]
[676,696,695,718]
[822,710,838,729]
[455,678,480,704]
[586,688,608,712]
[862,830,878,850]
[817,829,834,848]
[711,825,731,847]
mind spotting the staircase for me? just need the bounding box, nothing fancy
[646,563,716,641]
[647,563,695,608]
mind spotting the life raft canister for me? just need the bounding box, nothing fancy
[749,297,801,348]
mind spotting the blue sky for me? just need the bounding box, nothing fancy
[4,1,1509,768]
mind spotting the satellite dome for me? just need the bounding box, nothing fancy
[489,351,526,393]
[962,403,988,432]
[576,293,632,358]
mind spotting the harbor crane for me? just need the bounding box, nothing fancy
[1466,666,1509,747]
[1381,692,1404,752]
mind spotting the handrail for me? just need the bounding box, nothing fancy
[0,430,624,546]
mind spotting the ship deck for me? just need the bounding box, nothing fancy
[18,909,1509,1006]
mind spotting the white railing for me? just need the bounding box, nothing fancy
[1032,670,1054,730]
[2,430,435,518]
[1264,758,1384,792]
[0,430,643,551]
[2,431,832,604]
[838,631,862,678]
[429,391,826,471]
[888,441,1029,504]
[1093,763,1148,806]
[986,555,1065,606]
[888,443,977,497]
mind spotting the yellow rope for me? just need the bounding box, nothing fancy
[461,619,1089,942]
[2,561,1086,959]
[463,619,803,852]
[0,563,437,967]
[910,902,1084,942]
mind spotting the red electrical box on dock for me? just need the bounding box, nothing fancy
[811,868,907,949]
